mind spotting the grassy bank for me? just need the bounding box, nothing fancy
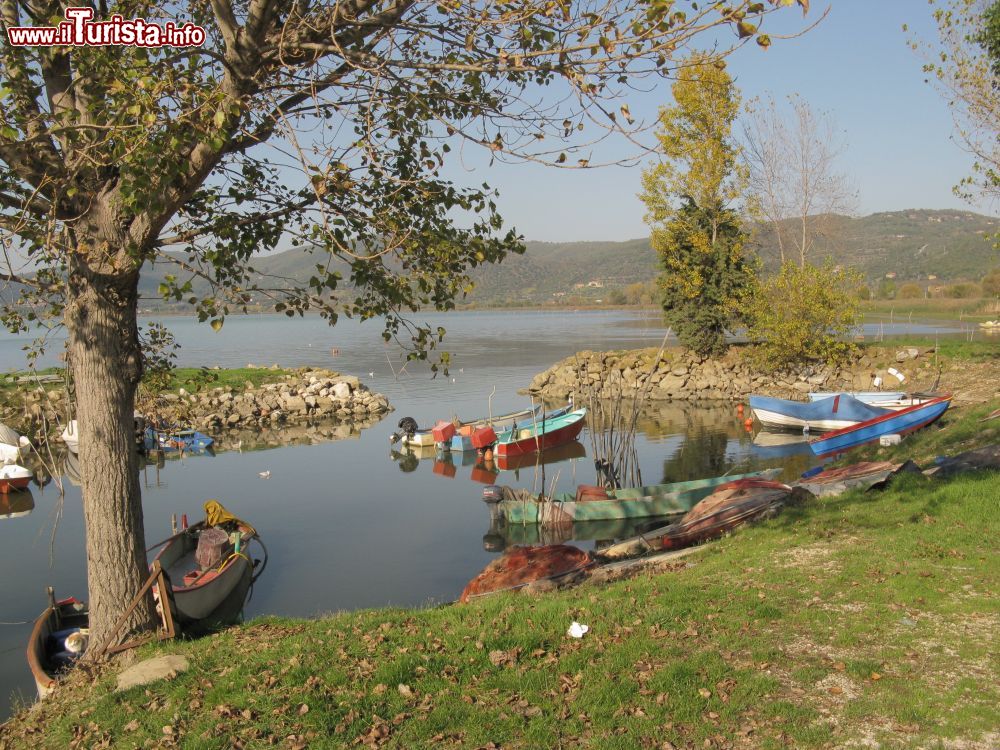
[3,405,998,749]
[861,298,999,322]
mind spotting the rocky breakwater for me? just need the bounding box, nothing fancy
[151,367,392,433]
[525,346,942,402]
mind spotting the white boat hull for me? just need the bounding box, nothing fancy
[60,420,79,452]
[752,408,861,433]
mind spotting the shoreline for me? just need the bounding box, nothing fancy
[2,398,997,748]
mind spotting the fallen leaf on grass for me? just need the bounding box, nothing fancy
[828,686,843,695]
[870,672,882,681]
[298,703,309,715]
[698,688,712,699]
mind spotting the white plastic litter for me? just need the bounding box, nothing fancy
[887,367,906,383]
[567,621,589,639]
[872,375,883,388]
[258,471,271,479]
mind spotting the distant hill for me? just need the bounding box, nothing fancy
[47,208,998,311]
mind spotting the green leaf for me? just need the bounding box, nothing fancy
[756,34,771,48]
[737,21,757,38]
[210,318,224,332]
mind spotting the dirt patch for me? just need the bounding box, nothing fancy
[773,541,843,573]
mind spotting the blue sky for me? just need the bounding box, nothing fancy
[476,0,996,243]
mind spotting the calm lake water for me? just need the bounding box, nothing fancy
[0,310,967,718]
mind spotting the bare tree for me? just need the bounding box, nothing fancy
[742,94,857,267]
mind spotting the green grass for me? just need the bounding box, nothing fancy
[860,337,1000,363]
[4,416,998,748]
[156,366,295,394]
[847,400,1000,466]
[862,297,998,322]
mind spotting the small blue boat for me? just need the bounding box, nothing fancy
[809,395,952,456]
[144,427,214,453]
[749,394,891,432]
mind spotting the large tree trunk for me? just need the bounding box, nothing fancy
[65,249,155,651]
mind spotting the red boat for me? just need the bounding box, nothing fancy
[493,407,587,458]
[0,464,32,493]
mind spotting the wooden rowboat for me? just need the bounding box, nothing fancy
[395,405,544,450]
[26,592,89,699]
[750,394,890,432]
[598,479,794,559]
[485,468,781,527]
[493,407,587,458]
[152,518,264,630]
[809,395,952,456]
[0,464,32,493]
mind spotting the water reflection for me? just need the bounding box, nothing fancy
[0,489,34,520]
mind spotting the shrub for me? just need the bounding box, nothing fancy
[743,260,862,371]
[944,282,982,299]
[898,283,923,299]
[981,267,1000,297]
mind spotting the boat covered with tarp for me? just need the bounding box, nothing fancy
[793,461,916,497]
[750,394,891,432]
[459,544,592,602]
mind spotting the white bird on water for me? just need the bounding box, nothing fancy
[258,470,271,479]
[369,372,375,378]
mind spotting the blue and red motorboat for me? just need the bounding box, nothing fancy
[809,395,952,456]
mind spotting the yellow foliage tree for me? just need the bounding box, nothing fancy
[640,60,755,356]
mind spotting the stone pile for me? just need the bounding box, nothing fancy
[148,367,392,432]
[525,346,941,403]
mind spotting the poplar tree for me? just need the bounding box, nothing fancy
[640,59,755,357]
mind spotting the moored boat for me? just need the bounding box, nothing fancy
[460,544,592,602]
[0,463,32,493]
[440,405,552,452]
[597,479,794,559]
[60,420,79,452]
[484,468,782,526]
[809,395,952,456]
[151,501,265,630]
[493,407,587,458]
[26,592,89,698]
[806,392,939,410]
[144,426,214,453]
[750,394,890,432]
[393,404,546,451]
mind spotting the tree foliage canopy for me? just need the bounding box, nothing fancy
[742,260,862,371]
[640,59,754,357]
[913,0,1000,207]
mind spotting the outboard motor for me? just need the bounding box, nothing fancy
[482,485,503,504]
[390,416,419,444]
